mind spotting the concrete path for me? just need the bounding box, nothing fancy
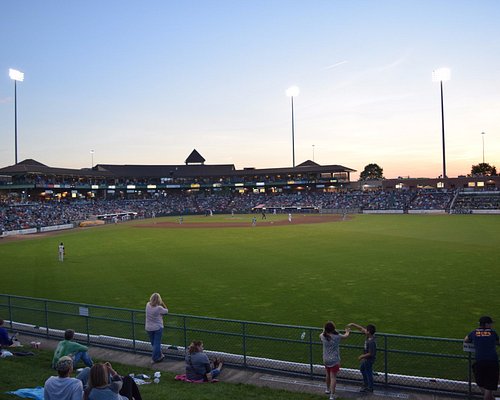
[22,333,464,400]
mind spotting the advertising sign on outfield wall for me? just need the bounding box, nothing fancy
[408,210,446,214]
[2,228,37,237]
[40,224,74,233]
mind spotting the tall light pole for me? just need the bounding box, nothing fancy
[90,149,95,169]
[312,144,315,162]
[9,68,24,164]
[432,68,450,179]
[481,132,485,164]
[286,86,300,168]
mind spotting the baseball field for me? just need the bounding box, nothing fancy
[1,213,499,339]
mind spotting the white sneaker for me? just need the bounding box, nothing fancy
[325,389,331,394]
[329,395,335,400]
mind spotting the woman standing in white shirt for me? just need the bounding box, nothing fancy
[145,293,169,363]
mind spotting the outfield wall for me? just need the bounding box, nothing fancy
[471,209,500,214]
[320,208,361,214]
[39,223,74,233]
[407,210,447,214]
[1,227,37,237]
[362,210,404,214]
[1,223,74,238]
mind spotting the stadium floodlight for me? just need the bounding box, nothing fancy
[432,67,450,179]
[90,149,95,169]
[9,68,24,82]
[9,68,24,164]
[286,86,300,97]
[286,86,300,168]
[432,68,450,83]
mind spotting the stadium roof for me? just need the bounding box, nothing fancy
[0,159,114,178]
[233,162,355,176]
[0,151,356,180]
[96,163,236,178]
[95,151,355,178]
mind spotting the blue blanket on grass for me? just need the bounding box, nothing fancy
[6,387,44,400]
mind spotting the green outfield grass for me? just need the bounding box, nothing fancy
[1,214,499,338]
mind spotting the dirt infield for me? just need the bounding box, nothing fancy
[0,215,348,242]
[136,214,347,229]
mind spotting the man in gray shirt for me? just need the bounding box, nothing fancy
[44,356,83,400]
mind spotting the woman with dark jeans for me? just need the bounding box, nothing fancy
[145,293,169,363]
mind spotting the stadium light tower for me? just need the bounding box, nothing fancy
[481,132,485,164]
[90,149,95,169]
[432,67,450,179]
[9,68,24,165]
[286,86,300,168]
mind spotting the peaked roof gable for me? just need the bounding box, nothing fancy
[185,149,205,165]
[17,159,48,167]
[297,160,319,167]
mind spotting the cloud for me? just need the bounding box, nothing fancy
[323,60,348,70]
[320,51,412,96]
[377,54,408,72]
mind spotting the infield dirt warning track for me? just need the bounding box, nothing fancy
[135,214,348,229]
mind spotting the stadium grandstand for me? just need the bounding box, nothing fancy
[1,150,499,236]
[0,149,355,201]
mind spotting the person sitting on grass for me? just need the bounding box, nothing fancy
[52,329,93,369]
[185,340,223,382]
[0,319,18,347]
[44,355,84,400]
[82,362,142,400]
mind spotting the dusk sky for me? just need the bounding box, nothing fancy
[1,1,499,179]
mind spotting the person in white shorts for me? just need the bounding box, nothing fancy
[58,242,65,262]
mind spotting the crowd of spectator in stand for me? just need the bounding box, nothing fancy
[453,193,500,211]
[1,189,499,233]
[407,191,455,210]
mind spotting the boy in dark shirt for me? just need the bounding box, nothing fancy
[464,316,499,400]
[348,322,377,393]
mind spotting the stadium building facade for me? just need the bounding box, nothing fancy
[1,149,499,202]
[0,150,355,201]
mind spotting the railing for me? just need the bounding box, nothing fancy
[0,294,479,396]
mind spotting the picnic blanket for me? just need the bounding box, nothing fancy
[175,374,218,383]
[6,387,44,400]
